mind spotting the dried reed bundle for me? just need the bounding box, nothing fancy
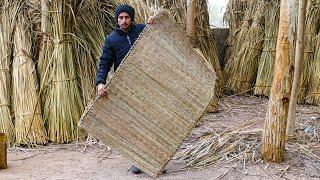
[306,33,320,105]
[299,0,320,103]
[254,1,279,96]
[115,0,155,22]
[0,0,19,144]
[225,1,265,93]
[12,14,47,145]
[224,0,250,67]
[74,1,111,105]
[38,1,84,143]
[196,0,223,97]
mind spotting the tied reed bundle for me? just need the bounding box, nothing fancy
[12,13,47,145]
[74,1,110,105]
[306,33,320,105]
[254,1,280,96]
[38,1,84,143]
[224,0,250,68]
[300,0,320,104]
[0,0,19,144]
[225,0,265,93]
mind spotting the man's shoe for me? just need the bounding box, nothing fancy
[130,165,142,174]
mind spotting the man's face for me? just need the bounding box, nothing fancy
[118,12,132,30]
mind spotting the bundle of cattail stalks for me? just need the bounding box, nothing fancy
[306,33,320,105]
[254,1,279,96]
[0,0,18,144]
[12,11,47,145]
[297,0,320,103]
[224,0,250,68]
[224,0,265,93]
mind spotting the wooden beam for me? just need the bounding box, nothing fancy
[0,133,7,169]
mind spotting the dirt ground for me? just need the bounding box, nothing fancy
[1,96,319,179]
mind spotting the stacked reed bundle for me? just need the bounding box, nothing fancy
[149,0,186,30]
[225,0,265,93]
[191,0,222,111]
[224,0,250,67]
[254,1,280,96]
[115,0,155,22]
[299,0,320,103]
[0,0,19,144]
[306,33,320,105]
[38,1,84,143]
[12,12,47,145]
[74,1,112,105]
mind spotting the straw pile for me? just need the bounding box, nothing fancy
[0,0,18,144]
[225,0,265,93]
[174,118,320,169]
[12,12,47,145]
[306,33,320,105]
[174,121,262,168]
[254,1,279,96]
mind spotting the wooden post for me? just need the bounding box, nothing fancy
[286,0,307,137]
[261,0,294,163]
[186,0,197,47]
[0,133,7,169]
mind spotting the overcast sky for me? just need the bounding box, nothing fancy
[208,0,228,27]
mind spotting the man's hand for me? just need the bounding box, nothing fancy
[97,84,107,97]
[147,16,155,25]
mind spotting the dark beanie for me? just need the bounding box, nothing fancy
[115,5,135,22]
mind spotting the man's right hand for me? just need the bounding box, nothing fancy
[97,84,107,97]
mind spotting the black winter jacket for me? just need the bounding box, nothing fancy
[96,24,146,85]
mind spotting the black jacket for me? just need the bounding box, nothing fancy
[96,24,146,85]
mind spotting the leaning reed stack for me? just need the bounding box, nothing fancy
[306,33,320,105]
[193,0,222,111]
[74,1,110,105]
[38,1,84,143]
[12,14,47,145]
[224,0,258,89]
[225,0,265,93]
[224,0,249,67]
[0,0,18,144]
[299,0,320,103]
[254,1,279,96]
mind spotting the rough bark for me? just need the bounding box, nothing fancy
[0,133,7,169]
[261,0,294,163]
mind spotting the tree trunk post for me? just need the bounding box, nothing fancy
[261,0,294,163]
[0,133,7,169]
[286,0,307,137]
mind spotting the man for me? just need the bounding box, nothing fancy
[95,4,153,174]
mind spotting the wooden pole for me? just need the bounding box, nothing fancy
[261,0,294,163]
[186,0,197,47]
[0,133,7,169]
[286,0,307,137]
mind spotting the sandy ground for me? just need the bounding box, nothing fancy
[1,96,319,180]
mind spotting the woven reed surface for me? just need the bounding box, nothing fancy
[0,133,7,169]
[79,10,216,177]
